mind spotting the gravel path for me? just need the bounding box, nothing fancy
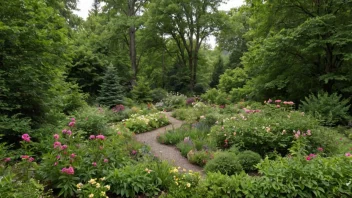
[134,112,203,173]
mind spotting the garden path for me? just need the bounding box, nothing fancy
[134,112,203,174]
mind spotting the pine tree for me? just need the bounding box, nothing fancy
[131,77,152,103]
[97,65,125,107]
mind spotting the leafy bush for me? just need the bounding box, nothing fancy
[123,112,169,133]
[204,152,243,175]
[218,68,247,93]
[201,89,230,105]
[237,150,261,172]
[104,104,132,123]
[300,92,350,126]
[162,92,187,109]
[151,88,168,102]
[187,150,214,167]
[107,163,162,197]
[72,106,110,136]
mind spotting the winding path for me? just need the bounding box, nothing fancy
[134,112,203,173]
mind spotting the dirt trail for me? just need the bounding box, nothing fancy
[134,112,203,173]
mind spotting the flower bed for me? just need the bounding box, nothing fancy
[123,112,169,133]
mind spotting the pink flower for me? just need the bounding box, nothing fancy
[62,129,67,134]
[21,134,31,142]
[28,157,34,162]
[104,158,109,163]
[267,98,273,104]
[131,150,137,155]
[89,135,96,140]
[21,155,29,159]
[317,147,323,152]
[70,153,76,158]
[276,105,280,108]
[68,122,75,127]
[96,134,105,140]
[71,118,75,122]
[309,153,317,158]
[117,131,122,135]
[66,130,72,136]
[61,145,68,150]
[306,156,311,161]
[307,130,311,136]
[53,141,61,149]
[53,134,59,140]
[345,152,351,157]
[92,162,97,167]
[275,100,281,103]
[56,155,61,160]
[294,133,300,139]
[4,158,11,162]
[54,162,58,166]
[61,166,74,175]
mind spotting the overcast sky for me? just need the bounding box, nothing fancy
[74,0,245,47]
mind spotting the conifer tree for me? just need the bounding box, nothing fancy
[97,65,125,107]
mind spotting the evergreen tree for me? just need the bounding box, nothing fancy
[131,77,152,103]
[97,65,125,107]
[210,56,225,88]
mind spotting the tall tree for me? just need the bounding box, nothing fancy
[101,0,148,85]
[147,0,224,91]
[241,0,352,101]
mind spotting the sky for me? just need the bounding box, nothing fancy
[74,0,245,47]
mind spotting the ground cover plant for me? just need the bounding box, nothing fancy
[123,112,169,133]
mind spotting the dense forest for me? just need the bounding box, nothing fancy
[1,0,352,197]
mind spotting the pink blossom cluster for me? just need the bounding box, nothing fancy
[265,99,294,106]
[346,153,351,157]
[62,129,72,136]
[61,166,74,175]
[21,155,34,162]
[3,158,11,162]
[89,134,105,140]
[112,104,125,113]
[306,153,317,161]
[294,130,311,139]
[68,118,75,127]
[243,108,261,114]
[53,134,59,140]
[21,134,31,142]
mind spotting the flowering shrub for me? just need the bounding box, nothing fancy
[123,112,169,133]
[187,150,214,167]
[210,107,321,156]
[161,92,187,110]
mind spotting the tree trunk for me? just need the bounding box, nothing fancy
[129,25,137,86]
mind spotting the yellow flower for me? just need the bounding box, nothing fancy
[186,183,191,188]
[100,191,106,196]
[89,194,94,198]
[175,182,178,185]
[96,183,101,188]
[88,179,96,185]
[100,177,106,181]
[105,185,110,190]
[76,183,83,189]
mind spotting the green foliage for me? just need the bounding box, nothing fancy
[204,152,243,175]
[151,88,168,102]
[300,92,350,126]
[218,68,248,93]
[162,92,187,110]
[131,77,153,103]
[107,163,162,198]
[97,65,125,108]
[237,150,261,172]
[210,56,225,88]
[163,168,201,198]
[72,106,110,136]
[201,88,230,105]
[176,141,194,157]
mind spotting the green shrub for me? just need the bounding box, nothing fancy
[151,88,168,102]
[300,92,350,126]
[218,68,247,93]
[162,92,187,109]
[204,152,243,175]
[201,88,218,104]
[131,77,153,103]
[237,150,261,172]
[187,150,214,167]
